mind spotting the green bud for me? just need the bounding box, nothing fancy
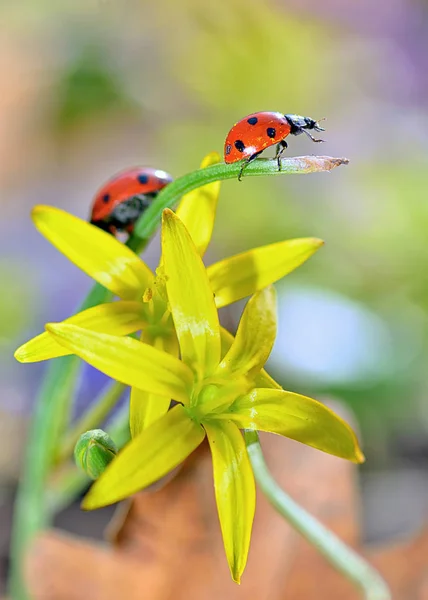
[74,429,118,480]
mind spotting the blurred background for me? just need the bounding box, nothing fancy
[1,0,428,591]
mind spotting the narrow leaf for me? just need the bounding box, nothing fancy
[82,405,205,509]
[204,420,255,584]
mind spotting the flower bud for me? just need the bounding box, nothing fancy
[74,429,117,480]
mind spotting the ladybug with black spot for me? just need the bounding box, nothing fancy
[90,167,173,234]
[224,112,325,180]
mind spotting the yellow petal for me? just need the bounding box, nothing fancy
[83,405,205,509]
[45,323,193,404]
[218,287,276,379]
[130,331,179,437]
[32,205,153,299]
[220,326,281,390]
[254,368,282,390]
[204,420,255,583]
[162,209,220,379]
[208,238,324,308]
[15,301,146,363]
[176,151,221,257]
[216,388,365,463]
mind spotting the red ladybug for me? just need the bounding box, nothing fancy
[90,166,173,234]
[224,112,325,180]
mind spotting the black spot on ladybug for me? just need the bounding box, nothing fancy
[102,194,110,203]
[225,144,232,155]
[267,127,276,138]
[247,117,258,125]
[137,174,149,184]
[234,140,245,153]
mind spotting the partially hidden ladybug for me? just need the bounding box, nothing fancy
[90,166,173,234]
[224,112,325,180]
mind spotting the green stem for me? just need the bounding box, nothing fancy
[46,463,89,515]
[244,430,391,600]
[9,153,348,599]
[9,357,80,599]
[55,381,127,465]
[133,156,349,240]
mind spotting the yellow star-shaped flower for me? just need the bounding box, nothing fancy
[39,208,363,584]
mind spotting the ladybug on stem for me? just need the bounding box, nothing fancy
[90,166,173,235]
[224,112,325,181]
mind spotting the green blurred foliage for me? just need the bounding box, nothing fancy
[0,265,33,346]
[52,46,138,132]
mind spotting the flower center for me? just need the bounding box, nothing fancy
[189,377,251,421]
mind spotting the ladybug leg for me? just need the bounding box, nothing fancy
[275,140,288,171]
[238,151,263,181]
[302,129,325,143]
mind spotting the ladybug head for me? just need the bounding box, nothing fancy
[284,114,325,143]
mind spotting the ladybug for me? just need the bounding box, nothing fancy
[90,167,173,234]
[224,112,325,180]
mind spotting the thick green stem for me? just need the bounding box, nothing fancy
[9,154,348,599]
[55,381,127,465]
[133,156,349,240]
[243,430,391,600]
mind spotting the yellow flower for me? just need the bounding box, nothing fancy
[15,152,323,436]
[44,209,363,583]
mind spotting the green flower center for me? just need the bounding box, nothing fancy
[188,378,251,423]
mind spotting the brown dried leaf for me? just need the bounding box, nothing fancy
[25,418,428,600]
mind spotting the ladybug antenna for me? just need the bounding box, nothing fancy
[314,117,326,132]
[302,117,325,142]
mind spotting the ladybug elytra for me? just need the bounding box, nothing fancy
[224,112,325,180]
[90,166,173,235]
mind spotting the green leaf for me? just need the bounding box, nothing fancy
[82,405,205,509]
[204,419,255,583]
